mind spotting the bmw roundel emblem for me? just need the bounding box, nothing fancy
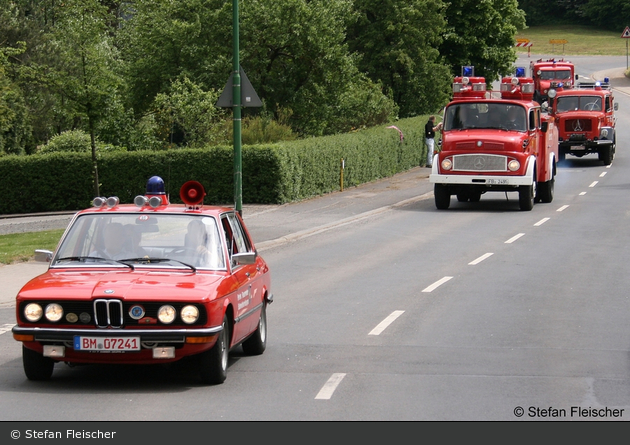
[129,305,145,320]
[104,289,114,294]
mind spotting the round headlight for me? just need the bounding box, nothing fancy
[180,305,199,324]
[508,160,521,171]
[44,303,63,322]
[24,303,43,322]
[600,128,609,138]
[158,305,176,324]
[441,158,453,171]
[547,88,557,99]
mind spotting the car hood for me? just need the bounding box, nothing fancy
[17,269,225,302]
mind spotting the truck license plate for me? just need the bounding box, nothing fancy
[74,336,141,351]
[486,179,508,185]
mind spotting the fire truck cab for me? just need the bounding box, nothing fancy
[429,71,559,211]
[530,58,578,103]
[550,78,617,165]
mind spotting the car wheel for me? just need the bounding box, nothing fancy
[242,303,267,356]
[23,345,54,381]
[199,315,229,385]
[519,177,535,211]
[434,184,450,210]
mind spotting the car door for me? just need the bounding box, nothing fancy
[221,212,262,343]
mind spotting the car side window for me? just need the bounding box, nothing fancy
[221,213,252,266]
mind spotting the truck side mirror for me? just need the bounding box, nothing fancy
[614,103,619,111]
[541,121,548,133]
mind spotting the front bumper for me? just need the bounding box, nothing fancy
[429,173,532,187]
[12,325,223,343]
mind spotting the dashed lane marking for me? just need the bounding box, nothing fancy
[422,276,453,293]
[368,310,404,336]
[315,373,346,400]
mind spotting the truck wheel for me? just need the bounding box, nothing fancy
[558,148,565,163]
[519,179,535,211]
[23,345,55,381]
[536,178,554,203]
[434,184,451,209]
[599,145,613,165]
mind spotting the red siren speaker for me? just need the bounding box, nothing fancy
[180,181,206,206]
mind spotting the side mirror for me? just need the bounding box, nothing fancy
[34,249,54,263]
[614,103,619,111]
[232,251,257,265]
[541,121,548,133]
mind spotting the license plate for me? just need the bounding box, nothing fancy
[74,336,141,351]
[571,146,586,150]
[486,179,509,185]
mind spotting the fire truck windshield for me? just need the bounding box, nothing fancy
[556,96,602,112]
[539,70,572,80]
[444,103,527,132]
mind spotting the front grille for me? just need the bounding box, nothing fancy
[18,301,207,327]
[452,154,507,172]
[564,119,592,133]
[94,299,123,327]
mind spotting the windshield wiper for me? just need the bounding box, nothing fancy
[56,256,134,270]
[118,257,197,273]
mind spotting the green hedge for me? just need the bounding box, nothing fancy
[0,116,428,214]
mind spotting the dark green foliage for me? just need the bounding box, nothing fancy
[0,117,427,213]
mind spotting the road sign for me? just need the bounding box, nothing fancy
[216,66,262,108]
[622,26,630,38]
[549,39,568,44]
[516,38,530,44]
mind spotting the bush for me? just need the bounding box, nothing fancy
[38,129,126,154]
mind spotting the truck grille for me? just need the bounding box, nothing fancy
[452,154,507,172]
[94,299,123,328]
[564,119,592,133]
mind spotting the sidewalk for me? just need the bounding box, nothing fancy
[0,166,434,308]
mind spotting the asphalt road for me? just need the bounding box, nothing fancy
[1,57,629,422]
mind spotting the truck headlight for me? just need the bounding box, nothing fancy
[441,158,453,171]
[508,160,521,171]
[44,303,64,322]
[180,305,199,324]
[158,305,176,324]
[600,128,609,139]
[24,303,43,322]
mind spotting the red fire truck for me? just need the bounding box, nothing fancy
[530,58,577,103]
[549,78,617,165]
[429,72,559,211]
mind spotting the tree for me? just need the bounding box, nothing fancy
[48,0,124,196]
[241,0,396,135]
[440,0,526,83]
[347,0,452,117]
[581,0,630,31]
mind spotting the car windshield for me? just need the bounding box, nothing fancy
[539,70,572,80]
[444,103,527,132]
[556,95,602,112]
[53,213,226,270]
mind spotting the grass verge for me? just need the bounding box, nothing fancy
[0,229,64,265]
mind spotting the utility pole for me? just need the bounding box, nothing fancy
[232,0,242,216]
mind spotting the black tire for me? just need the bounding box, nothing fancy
[242,303,267,356]
[469,192,482,202]
[599,145,613,165]
[456,193,468,202]
[434,184,450,210]
[23,345,54,381]
[518,178,535,211]
[536,177,554,203]
[199,315,229,385]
